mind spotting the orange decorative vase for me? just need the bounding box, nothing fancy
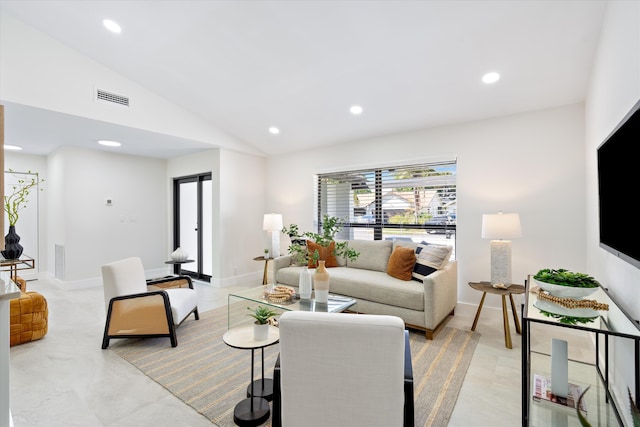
[313,260,330,303]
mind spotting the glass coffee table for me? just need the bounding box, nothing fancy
[228,285,356,329]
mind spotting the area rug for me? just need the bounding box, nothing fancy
[109,307,480,427]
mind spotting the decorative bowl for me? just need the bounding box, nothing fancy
[534,278,599,298]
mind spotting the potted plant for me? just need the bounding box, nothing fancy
[247,305,278,340]
[533,268,601,298]
[2,170,44,260]
[282,214,359,267]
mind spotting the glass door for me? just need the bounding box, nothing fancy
[173,173,212,281]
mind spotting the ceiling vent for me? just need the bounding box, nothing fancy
[95,88,130,108]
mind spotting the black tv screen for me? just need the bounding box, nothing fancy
[597,98,640,269]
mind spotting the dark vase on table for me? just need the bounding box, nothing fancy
[1,225,24,260]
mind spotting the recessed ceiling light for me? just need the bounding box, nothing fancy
[482,72,500,84]
[269,127,280,135]
[350,105,363,115]
[98,140,121,147]
[4,145,22,151]
[103,19,122,34]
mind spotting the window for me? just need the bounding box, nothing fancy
[315,161,457,253]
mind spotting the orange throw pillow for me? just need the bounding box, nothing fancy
[307,241,338,268]
[387,246,417,281]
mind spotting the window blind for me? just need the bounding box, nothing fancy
[315,161,457,244]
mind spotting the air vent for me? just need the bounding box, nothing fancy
[95,88,130,107]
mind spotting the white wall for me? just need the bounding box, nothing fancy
[13,147,168,284]
[267,103,586,308]
[585,1,640,420]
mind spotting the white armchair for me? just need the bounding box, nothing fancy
[101,257,199,349]
[272,311,414,427]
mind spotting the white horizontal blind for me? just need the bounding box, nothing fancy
[315,161,457,245]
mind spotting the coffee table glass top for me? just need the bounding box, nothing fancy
[228,286,356,329]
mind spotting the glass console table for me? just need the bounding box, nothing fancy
[522,275,640,426]
[228,286,356,329]
[0,255,35,291]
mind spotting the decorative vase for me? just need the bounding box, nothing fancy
[170,247,189,262]
[1,225,23,260]
[299,266,312,300]
[313,260,330,304]
[253,323,269,341]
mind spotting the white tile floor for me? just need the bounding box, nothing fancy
[8,276,595,426]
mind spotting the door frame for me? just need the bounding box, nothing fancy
[172,173,212,282]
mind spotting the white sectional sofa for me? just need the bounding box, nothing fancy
[273,239,457,339]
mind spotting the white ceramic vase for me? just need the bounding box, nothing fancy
[299,266,312,300]
[170,247,189,262]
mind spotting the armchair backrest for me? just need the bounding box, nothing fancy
[278,311,406,427]
[101,257,148,313]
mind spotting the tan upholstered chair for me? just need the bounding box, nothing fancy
[101,257,199,349]
[272,311,414,427]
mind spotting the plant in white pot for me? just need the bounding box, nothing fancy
[247,305,278,341]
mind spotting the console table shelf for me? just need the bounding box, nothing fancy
[522,275,640,427]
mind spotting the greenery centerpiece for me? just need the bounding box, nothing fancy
[533,268,600,298]
[2,170,45,260]
[282,214,359,267]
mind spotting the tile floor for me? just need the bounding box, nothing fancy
[8,276,595,426]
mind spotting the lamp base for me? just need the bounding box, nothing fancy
[490,240,512,288]
[270,232,280,259]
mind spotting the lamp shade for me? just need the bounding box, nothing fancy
[481,213,522,240]
[263,213,283,232]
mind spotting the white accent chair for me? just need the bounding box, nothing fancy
[101,257,199,349]
[272,311,414,427]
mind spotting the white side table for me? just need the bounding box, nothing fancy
[223,325,280,426]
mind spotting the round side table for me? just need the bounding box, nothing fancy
[223,325,280,426]
[468,281,525,349]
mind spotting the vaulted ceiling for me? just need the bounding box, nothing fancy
[0,1,607,158]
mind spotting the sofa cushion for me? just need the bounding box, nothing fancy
[329,268,425,311]
[412,244,452,282]
[346,240,393,272]
[386,246,416,281]
[307,240,338,268]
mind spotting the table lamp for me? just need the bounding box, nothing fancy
[481,212,522,288]
[263,213,283,259]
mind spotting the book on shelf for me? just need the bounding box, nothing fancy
[532,374,587,413]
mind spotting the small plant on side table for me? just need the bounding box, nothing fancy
[247,305,279,325]
[248,305,278,341]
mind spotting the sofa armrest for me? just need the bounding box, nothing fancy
[273,255,293,283]
[422,260,458,330]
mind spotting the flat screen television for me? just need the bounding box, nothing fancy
[597,98,640,269]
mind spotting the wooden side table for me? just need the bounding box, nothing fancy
[253,256,270,285]
[469,281,526,349]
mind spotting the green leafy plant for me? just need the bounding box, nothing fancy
[247,305,278,325]
[576,386,640,427]
[282,215,359,266]
[4,170,45,226]
[577,386,591,427]
[534,268,600,288]
[538,309,597,325]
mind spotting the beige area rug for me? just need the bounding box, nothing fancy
[110,306,480,427]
